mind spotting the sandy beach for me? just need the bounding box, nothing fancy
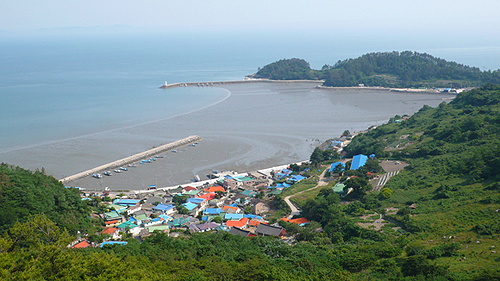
[1,82,454,190]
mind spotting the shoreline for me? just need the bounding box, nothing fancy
[160,78,464,95]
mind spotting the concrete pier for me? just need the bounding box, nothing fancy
[159,79,324,89]
[60,135,202,184]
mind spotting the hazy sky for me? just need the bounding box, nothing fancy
[2,0,499,36]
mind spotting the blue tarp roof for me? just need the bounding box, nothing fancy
[204,208,222,215]
[275,183,291,188]
[187,198,205,204]
[329,161,346,172]
[114,199,140,206]
[152,203,174,212]
[229,203,238,207]
[182,202,198,211]
[225,213,244,220]
[244,214,262,219]
[101,241,128,247]
[288,175,306,182]
[351,154,368,170]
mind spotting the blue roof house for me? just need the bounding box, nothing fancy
[182,202,198,211]
[152,203,175,214]
[204,208,223,215]
[350,154,368,170]
[330,162,346,172]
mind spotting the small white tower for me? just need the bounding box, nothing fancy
[164,81,168,86]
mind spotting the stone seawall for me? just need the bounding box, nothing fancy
[159,79,324,89]
[60,135,202,184]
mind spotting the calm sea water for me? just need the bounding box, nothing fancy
[1,30,499,162]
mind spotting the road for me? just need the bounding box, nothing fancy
[283,168,329,219]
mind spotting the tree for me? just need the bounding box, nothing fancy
[344,177,370,198]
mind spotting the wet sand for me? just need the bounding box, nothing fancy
[1,82,454,190]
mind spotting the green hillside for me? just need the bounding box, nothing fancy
[0,164,93,234]
[254,52,500,88]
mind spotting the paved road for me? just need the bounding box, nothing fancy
[284,168,329,219]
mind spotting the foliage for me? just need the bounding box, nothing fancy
[0,163,93,235]
[256,52,500,88]
[254,58,317,80]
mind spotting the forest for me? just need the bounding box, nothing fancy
[253,52,500,88]
[1,84,500,280]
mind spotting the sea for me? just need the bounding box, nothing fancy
[1,30,499,185]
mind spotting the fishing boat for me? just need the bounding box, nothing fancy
[104,171,112,176]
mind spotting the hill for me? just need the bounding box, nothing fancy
[254,51,500,88]
[0,163,93,234]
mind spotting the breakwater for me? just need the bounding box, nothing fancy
[60,135,202,184]
[159,79,323,89]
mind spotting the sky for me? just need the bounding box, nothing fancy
[1,0,499,36]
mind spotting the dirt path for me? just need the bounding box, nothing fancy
[284,168,329,219]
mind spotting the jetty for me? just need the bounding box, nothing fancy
[159,78,323,89]
[60,135,202,184]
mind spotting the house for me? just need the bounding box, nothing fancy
[222,205,240,214]
[182,202,199,212]
[228,227,255,238]
[103,211,121,222]
[255,224,286,237]
[146,196,166,205]
[104,219,121,227]
[107,204,127,213]
[226,218,249,228]
[350,154,368,170]
[144,218,164,227]
[187,197,206,206]
[100,241,128,247]
[205,185,225,193]
[197,192,217,201]
[152,203,175,215]
[182,186,197,193]
[190,222,220,233]
[241,189,256,197]
[168,216,192,228]
[225,213,244,221]
[204,208,223,215]
[330,161,345,173]
[281,217,310,226]
[128,205,142,215]
[114,199,140,207]
[286,175,306,183]
[236,176,256,186]
[183,189,202,197]
[71,240,91,249]
[101,227,121,240]
[248,171,269,180]
[222,178,238,189]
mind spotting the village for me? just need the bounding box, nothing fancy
[69,133,403,249]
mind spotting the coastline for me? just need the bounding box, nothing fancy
[3,82,456,190]
[161,78,462,95]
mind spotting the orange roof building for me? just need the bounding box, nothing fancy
[226,218,249,228]
[197,192,216,201]
[280,217,310,225]
[72,241,91,249]
[102,227,119,235]
[222,206,238,212]
[205,186,225,193]
[248,220,267,227]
